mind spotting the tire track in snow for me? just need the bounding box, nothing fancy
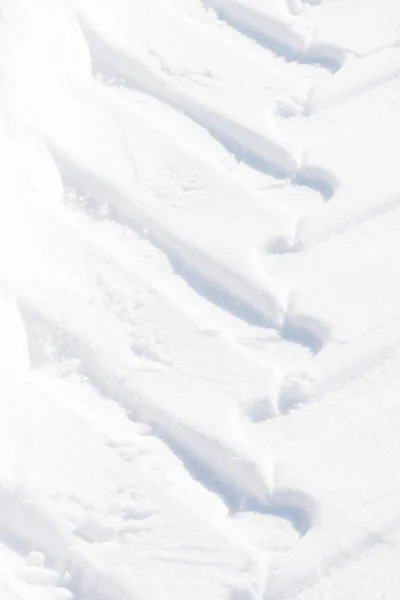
[1,2,395,599]
[66,7,400,600]
[8,3,358,597]
[68,9,344,597]
[46,12,335,586]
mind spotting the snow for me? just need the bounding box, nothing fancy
[0,0,400,598]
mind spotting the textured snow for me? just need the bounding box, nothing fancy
[0,0,400,598]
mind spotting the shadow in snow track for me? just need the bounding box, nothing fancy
[151,422,313,539]
[281,321,325,355]
[169,254,271,328]
[292,166,339,203]
[204,0,344,72]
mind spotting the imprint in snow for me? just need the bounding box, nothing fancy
[276,96,304,118]
[228,507,301,552]
[265,165,340,255]
[265,234,298,255]
[277,372,314,415]
[281,295,330,354]
[246,395,277,423]
[292,165,340,202]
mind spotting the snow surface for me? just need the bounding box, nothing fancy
[0,0,400,598]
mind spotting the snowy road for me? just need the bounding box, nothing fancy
[1,0,400,598]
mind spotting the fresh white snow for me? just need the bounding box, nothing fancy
[0,0,400,598]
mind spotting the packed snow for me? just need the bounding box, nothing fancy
[1,0,400,598]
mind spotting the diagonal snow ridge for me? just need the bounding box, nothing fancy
[1,0,400,599]
[51,148,285,328]
[205,0,346,71]
[79,15,301,179]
